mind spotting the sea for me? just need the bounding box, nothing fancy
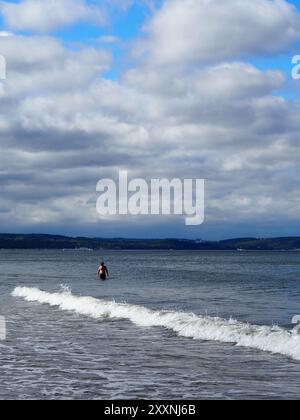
[1,249,300,400]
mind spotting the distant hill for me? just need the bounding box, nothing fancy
[0,234,300,250]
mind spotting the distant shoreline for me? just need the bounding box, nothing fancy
[0,233,299,251]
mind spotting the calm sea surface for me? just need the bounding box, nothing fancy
[1,249,300,400]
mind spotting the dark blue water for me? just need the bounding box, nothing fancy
[1,250,300,400]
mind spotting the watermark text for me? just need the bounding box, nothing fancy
[96,171,205,226]
[0,55,6,80]
[0,316,6,341]
[292,55,300,80]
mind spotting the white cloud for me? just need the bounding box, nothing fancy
[137,0,300,64]
[0,31,13,37]
[0,1,299,237]
[0,35,111,96]
[99,35,120,44]
[0,0,105,32]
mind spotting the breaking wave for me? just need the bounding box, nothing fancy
[12,286,300,361]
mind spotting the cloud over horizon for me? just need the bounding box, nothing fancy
[0,0,299,239]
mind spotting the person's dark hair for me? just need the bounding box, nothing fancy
[101,262,105,266]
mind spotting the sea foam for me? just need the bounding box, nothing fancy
[12,286,300,361]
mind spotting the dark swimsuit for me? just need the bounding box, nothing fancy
[100,266,108,280]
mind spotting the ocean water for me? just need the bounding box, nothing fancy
[1,249,300,400]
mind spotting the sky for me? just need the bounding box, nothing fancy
[0,0,300,240]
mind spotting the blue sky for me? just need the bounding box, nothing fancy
[0,0,300,240]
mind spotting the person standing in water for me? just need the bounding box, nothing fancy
[98,262,109,281]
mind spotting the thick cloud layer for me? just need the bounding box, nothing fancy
[0,0,299,239]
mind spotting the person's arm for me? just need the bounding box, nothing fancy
[106,267,109,277]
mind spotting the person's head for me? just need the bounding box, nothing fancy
[101,262,105,266]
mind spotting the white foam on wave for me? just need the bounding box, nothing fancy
[12,286,300,361]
